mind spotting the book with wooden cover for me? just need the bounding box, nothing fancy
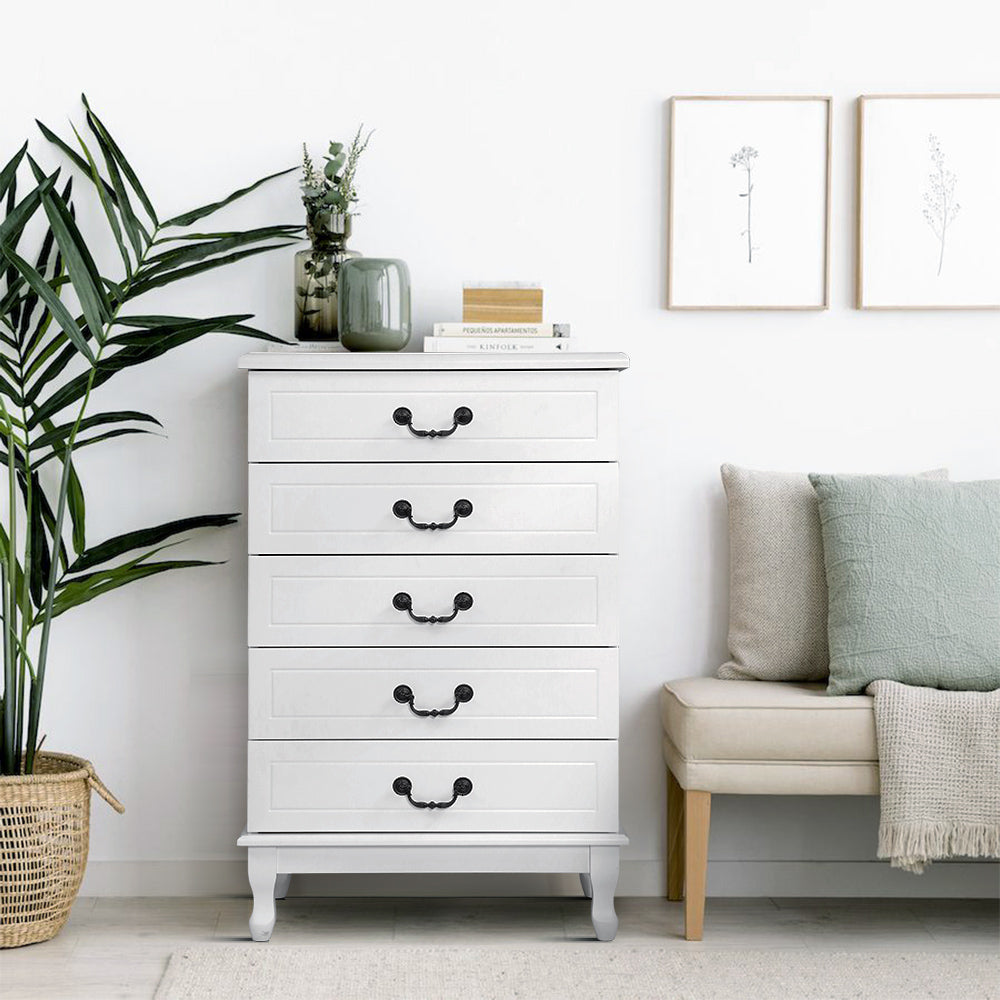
[463,286,543,323]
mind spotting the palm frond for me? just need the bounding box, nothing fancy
[1,96,298,773]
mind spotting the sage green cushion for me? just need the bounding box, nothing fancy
[809,474,1000,696]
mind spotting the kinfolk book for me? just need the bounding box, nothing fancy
[424,336,572,353]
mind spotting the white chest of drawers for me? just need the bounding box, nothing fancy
[237,351,628,941]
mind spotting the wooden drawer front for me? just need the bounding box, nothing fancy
[247,740,618,833]
[249,463,618,555]
[249,555,617,648]
[247,371,619,462]
[248,648,619,740]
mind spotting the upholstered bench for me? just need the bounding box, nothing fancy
[660,676,878,940]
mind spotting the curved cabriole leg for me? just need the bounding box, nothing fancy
[248,847,278,942]
[579,873,594,899]
[274,873,292,900]
[589,845,620,941]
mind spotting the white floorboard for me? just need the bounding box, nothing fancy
[0,896,996,999]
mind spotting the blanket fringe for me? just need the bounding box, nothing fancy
[878,821,1000,874]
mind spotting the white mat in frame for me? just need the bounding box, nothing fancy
[668,95,832,310]
[857,93,1000,310]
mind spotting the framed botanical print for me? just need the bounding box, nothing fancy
[857,94,1000,309]
[667,96,832,310]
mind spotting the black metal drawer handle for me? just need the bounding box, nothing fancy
[392,498,473,531]
[392,775,473,809]
[392,406,473,438]
[392,591,473,624]
[394,683,474,717]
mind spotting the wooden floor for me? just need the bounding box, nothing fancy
[1,896,997,999]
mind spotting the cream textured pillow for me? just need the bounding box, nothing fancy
[718,465,948,683]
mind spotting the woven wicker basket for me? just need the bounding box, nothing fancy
[0,752,123,948]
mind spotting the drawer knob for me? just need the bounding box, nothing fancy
[392,406,474,438]
[392,775,473,810]
[393,683,475,717]
[392,498,473,530]
[392,591,473,624]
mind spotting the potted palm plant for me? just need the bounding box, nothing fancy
[0,96,297,947]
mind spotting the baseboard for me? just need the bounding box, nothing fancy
[702,860,998,898]
[80,858,999,898]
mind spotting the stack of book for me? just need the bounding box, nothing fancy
[425,282,571,353]
[423,322,572,353]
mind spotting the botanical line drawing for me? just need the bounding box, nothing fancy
[730,145,759,263]
[922,134,960,276]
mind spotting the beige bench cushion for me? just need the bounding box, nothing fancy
[661,735,879,795]
[661,677,877,762]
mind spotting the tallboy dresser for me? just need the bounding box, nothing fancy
[237,350,629,941]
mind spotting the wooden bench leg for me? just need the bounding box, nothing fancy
[683,790,711,941]
[666,768,685,901]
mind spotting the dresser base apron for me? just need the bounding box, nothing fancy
[237,830,628,942]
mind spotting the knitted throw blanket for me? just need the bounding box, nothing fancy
[867,680,1000,873]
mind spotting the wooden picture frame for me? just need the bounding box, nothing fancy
[857,94,1000,310]
[667,96,832,310]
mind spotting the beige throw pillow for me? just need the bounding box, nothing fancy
[718,464,948,682]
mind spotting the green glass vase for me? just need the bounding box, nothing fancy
[338,258,411,352]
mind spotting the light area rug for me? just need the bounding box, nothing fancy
[155,945,1000,1000]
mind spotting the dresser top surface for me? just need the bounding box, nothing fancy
[239,349,629,372]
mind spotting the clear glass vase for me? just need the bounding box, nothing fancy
[294,215,359,342]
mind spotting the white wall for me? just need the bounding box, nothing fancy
[5,0,998,898]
